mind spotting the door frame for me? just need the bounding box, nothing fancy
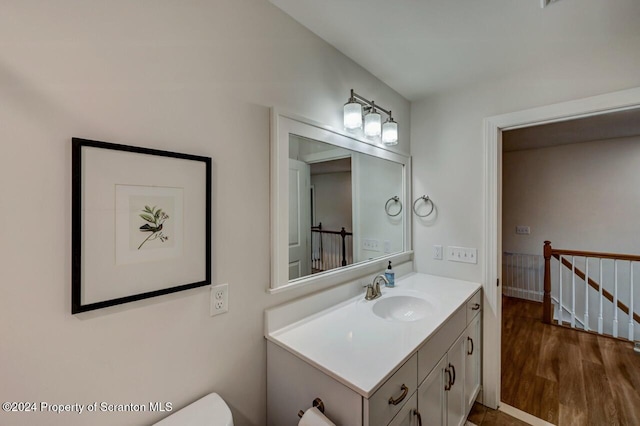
[481,86,640,409]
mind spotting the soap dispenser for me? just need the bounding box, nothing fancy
[385,261,395,287]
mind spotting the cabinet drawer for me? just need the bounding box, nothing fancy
[466,290,481,324]
[417,307,465,384]
[365,354,417,426]
[388,392,417,426]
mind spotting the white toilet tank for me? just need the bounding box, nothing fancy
[154,393,233,426]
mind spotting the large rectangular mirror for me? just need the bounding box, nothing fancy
[271,109,411,291]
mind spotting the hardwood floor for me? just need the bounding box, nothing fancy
[501,296,640,425]
[467,402,530,426]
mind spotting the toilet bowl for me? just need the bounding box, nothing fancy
[154,392,233,426]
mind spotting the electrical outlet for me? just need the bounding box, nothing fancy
[210,283,228,316]
[433,245,443,260]
[635,341,640,354]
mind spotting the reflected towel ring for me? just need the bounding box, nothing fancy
[413,195,434,217]
[385,196,402,217]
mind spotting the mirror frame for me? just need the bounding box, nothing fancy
[269,108,412,293]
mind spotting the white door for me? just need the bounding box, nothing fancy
[465,314,482,415]
[417,354,447,426]
[447,334,466,426]
[288,159,311,280]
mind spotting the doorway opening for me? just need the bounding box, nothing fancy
[481,87,640,423]
[500,109,640,423]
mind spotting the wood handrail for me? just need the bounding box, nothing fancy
[311,228,353,236]
[550,248,640,262]
[543,241,640,325]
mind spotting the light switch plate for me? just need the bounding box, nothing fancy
[362,238,380,251]
[516,226,531,235]
[447,246,478,264]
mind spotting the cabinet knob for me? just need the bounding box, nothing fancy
[388,384,408,405]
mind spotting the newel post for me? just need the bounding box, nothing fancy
[543,241,552,324]
[340,227,347,267]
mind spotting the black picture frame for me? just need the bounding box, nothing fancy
[71,137,212,314]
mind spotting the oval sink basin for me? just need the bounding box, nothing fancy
[372,295,431,322]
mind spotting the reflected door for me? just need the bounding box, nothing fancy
[288,159,311,279]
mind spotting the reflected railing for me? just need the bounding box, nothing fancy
[311,223,353,273]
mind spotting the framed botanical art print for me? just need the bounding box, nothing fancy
[72,138,212,313]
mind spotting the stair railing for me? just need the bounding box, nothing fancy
[543,241,640,340]
[311,223,353,272]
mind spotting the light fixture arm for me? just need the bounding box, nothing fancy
[349,89,394,119]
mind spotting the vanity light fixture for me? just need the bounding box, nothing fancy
[382,117,398,145]
[343,89,399,145]
[343,94,363,130]
[364,104,382,138]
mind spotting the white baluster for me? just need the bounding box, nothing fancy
[520,254,525,299]
[510,254,514,297]
[525,255,532,300]
[516,253,520,298]
[584,258,590,331]
[614,260,619,338]
[507,254,513,296]
[558,255,563,323]
[629,262,634,341]
[539,256,544,302]
[571,256,576,328]
[598,258,604,334]
[515,254,520,298]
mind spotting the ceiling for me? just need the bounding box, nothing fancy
[503,107,640,152]
[270,0,640,101]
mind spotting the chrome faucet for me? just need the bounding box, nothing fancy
[363,274,389,300]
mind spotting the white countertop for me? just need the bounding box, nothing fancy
[266,272,481,398]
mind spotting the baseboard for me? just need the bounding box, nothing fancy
[499,403,555,426]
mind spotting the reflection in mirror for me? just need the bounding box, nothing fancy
[288,135,404,280]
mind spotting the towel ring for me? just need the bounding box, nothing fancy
[385,196,402,217]
[413,195,434,218]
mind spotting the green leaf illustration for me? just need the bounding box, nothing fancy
[140,213,155,223]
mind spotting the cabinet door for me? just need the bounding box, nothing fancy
[388,393,418,426]
[464,313,481,415]
[417,355,447,426]
[446,334,466,426]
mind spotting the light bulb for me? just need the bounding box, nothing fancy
[343,101,362,130]
[382,118,398,145]
[364,109,381,138]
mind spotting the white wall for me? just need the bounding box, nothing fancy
[411,64,640,283]
[311,171,352,232]
[353,154,404,262]
[503,136,640,256]
[0,1,410,425]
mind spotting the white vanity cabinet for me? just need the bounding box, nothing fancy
[415,290,482,426]
[266,343,418,426]
[464,310,482,414]
[265,274,482,426]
